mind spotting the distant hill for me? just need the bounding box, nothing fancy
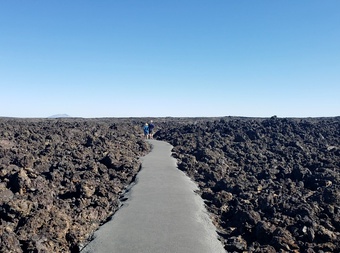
[48,114,70,118]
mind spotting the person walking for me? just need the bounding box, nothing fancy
[148,120,155,139]
[143,123,149,139]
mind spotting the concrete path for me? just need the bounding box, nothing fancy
[81,140,225,253]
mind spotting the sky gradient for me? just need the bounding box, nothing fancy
[1,1,339,118]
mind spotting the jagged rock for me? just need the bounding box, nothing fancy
[271,227,299,251]
[0,118,150,252]
[1,116,339,252]
[0,230,22,253]
[226,235,248,251]
[156,117,340,252]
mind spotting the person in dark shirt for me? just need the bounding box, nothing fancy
[148,120,155,139]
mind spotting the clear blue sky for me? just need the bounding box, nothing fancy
[1,1,339,118]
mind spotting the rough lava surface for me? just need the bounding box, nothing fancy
[1,117,339,253]
[0,118,149,253]
[156,116,340,253]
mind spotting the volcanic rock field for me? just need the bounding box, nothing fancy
[0,116,339,252]
[156,116,340,252]
[0,118,149,253]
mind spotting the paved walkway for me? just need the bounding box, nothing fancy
[81,140,225,253]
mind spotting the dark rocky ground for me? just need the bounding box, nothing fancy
[1,117,339,253]
[156,116,340,253]
[0,118,149,253]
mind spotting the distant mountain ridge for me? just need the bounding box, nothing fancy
[48,114,70,118]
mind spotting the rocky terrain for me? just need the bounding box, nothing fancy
[0,118,149,253]
[1,116,339,253]
[156,116,340,252]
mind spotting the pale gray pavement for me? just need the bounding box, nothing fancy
[81,140,226,253]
